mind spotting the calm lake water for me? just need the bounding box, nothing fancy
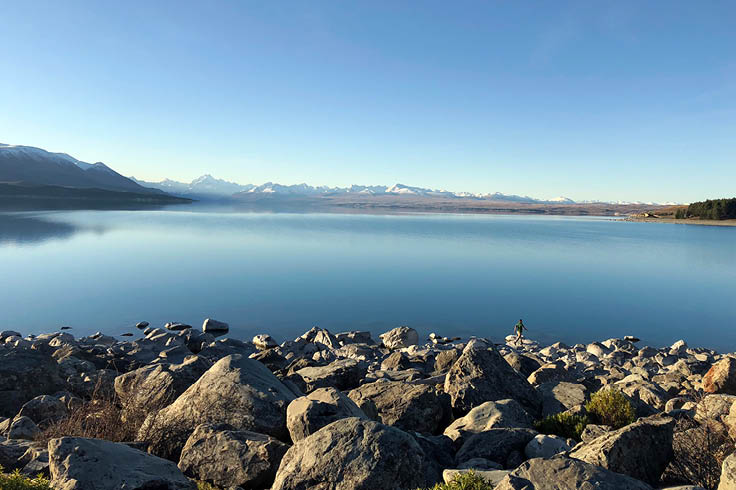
[1,207,735,351]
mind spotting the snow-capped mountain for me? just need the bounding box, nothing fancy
[245,182,340,195]
[548,196,576,204]
[0,143,161,194]
[132,174,253,197]
[385,183,424,195]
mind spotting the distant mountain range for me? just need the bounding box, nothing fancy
[133,175,595,204]
[134,175,673,205]
[0,143,674,207]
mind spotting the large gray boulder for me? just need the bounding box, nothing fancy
[0,347,66,417]
[456,428,538,468]
[569,415,675,485]
[494,456,653,490]
[139,354,297,460]
[537,381,587,417]
[347,380,451,434]
[379,326,419,350]
[292,359,367,392]
[114,355,211,415]
[444,339,542,417]
[287,387,367,442]
[17,395,68,426]
[178,423,289,489]
[443,399,533,444]
[271,417,430,490]
[48,437,195,490]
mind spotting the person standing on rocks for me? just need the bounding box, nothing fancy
[514,319,527,346]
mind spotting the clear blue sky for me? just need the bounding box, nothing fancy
[2,1,735,202]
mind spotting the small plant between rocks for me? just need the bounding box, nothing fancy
[534,412,589,441]
[585,388,636,429]
[419,470,493,490]
[0,465,52,490]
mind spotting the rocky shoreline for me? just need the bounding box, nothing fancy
[2,322,736,489]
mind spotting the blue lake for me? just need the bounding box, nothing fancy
[1,207,735,351]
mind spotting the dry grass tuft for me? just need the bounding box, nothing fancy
[37,376,171,446]
[665,393,735,490]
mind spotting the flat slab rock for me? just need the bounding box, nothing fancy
[569,415,675,485]
[48,437,195,490]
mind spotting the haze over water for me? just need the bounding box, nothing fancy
[2,207,735,352]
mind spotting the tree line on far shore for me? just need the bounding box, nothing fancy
[675,198,736,220]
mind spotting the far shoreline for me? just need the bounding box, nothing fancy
[624,216,736,227]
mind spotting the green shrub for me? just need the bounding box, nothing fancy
[534,412,589,441]
[585,389,635,429]
[419,470,493,490]
[0,466,52,490]
[196,482,219,490]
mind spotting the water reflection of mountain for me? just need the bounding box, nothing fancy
[0,214,104,245]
